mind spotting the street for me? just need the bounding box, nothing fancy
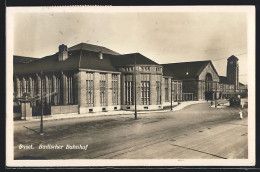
[14,102,248,159]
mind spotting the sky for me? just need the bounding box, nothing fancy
[13,11,248,84]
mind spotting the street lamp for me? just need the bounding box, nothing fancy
[170,79,173,111]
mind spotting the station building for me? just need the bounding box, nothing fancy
[162,55,245,101]
[13,43,182,116]
[13,43,246,117]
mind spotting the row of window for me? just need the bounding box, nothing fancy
[164,78,182,102]
[14,75,71,106]
[15,73,185,107]
[85,73,119,107]
[124,74,164,105]
[122,66,162,72]
[15,73,119,107]
[219,84,235,92]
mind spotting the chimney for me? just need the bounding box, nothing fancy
[58,44,68,61]
[98,51,103,60]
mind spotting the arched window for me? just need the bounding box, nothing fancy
[205,73,213,91]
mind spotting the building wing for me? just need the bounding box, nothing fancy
[219,76,233,85]
[162,60,215,80]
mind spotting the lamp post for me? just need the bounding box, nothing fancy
[170,78,173,111]
[134,54,137,120]
[40,70,44,135]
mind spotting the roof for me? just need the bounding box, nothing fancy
[109,53,159,66]
[68,43,120,55]
[219,76,233,84]
[79,50,118,72]
[161,60,218,80]
[162,66,177,78]
[227,55,239,61]
[13,56,39,64]
[14,49,120,75]
[239,82,246,86]
[14,50,81,74]
[13,50,162,75]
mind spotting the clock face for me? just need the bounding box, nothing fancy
[229,61,233,65]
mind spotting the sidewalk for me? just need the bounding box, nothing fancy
[15,101,207,122]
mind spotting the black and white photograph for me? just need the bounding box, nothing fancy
[6,6,255,167]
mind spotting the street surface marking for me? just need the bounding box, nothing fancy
[171,144,227,159]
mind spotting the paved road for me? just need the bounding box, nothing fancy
[14,102,248,159]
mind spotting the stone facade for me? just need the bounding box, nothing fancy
[119,65,164,110]
[14,43,245,119]
[14,43,181,119]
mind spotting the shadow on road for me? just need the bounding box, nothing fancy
[23,126,40,135]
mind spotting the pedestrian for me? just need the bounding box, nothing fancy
[239,111,243,119]
[241,100,244,108]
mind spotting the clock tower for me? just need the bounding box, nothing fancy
[227,55,239,91]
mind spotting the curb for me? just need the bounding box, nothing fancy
[14,101,207,123]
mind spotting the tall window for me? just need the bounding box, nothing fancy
[156,75,161,104]
[205,73,213,91]
[86,72,94,107]
[19,79,23,97]
[125,74,133,105]
[31,77,37,96]
[25,78,30,93]
[41,77,47,103]
[178,82,182,100]
[47,76,53,104]
[67,75,74,104]
[141,74,150,105]
[173,81,177,101]
[100,73,107,106]
[112,74,118,105]
[55,76,61,105]
[165,78,169,102]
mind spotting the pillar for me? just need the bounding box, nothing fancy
[150,74,156,105]
[180,81,183,101]
[45,76,49,104]
[94,72,100,107]
[135,73,141,105]
[161,77,165,104]
[62,73,67,105]
[21,100,32,120]
[73,73,78,105]
[121,74,125,105]
[107,73,112,106]
[36,74,41,105]
[117,74,121,105]
[22,77,26,96]
[15,76,20,98]
[29,76,33,97]
[52,75,57,105]
[78,71,85,107]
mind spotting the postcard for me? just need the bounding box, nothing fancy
[6,6,255,167]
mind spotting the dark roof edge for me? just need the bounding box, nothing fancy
[161,60,211,65]
[13,55,38,59]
